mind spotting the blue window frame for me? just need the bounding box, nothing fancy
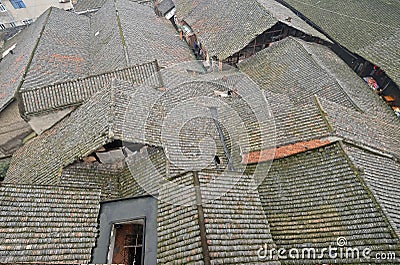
[9,0,25,9]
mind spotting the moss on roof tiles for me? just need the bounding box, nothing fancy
[0,158,10,180]
[257,142,400,264]
[283,0,400,85]
[174,0,278,60]
[0,183,101,263]
[239,37,397,121]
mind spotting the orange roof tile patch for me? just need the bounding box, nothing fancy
[242,139,331,164]
[51,54,84,63]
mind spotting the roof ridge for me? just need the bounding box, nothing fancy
[19,60,161,117]
[21,60,157,92]
[15,8,52,114]
[113,0,130,65]
[0,181,102,191]
[295,38,363,112]
[312,95,335,132]
[342,139,397,161]
[336,140,400,240]
[317,96,400,158]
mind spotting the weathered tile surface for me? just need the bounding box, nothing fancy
[282,0,400,85]
[0,183,101,263]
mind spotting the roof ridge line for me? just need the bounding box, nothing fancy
[109,78,117,140]
[312,95,335,133]
[16,8,53,116]
[341,139,398,162]
[297,39,363,112]
[0,181,102,191]
[113,0,131,66]
[336,140,400,240]
[20,60,157,93]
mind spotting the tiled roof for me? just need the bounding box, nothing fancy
[157,172,204,264]
[61,162,124,201]
[1,0,195,117]
[239,37,398,121]
[116,0,195,66]
[6,78,167,185]
[157,0,175,16]
[88,0,127,74]
[73,0,108,13]
[19,60,161,117]
[0,183,100,263]
[239,37,358,109]
[124,147,167,197]
[270,100,332,148]
[199,171,280,264]
[257,142,400,264]
[243,138,331,163]
[319,98,400,158]
[157,170,280,264]
[0,9,50,111]
[281,0,400,86]
[6,82,116,185]
[8,64,276,194]
[174,0,278,60]
[74,0,152,13]
[256,0,330,42]
[343,143,400,237]
[20,8,91,90]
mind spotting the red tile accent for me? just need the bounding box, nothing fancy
[242,139,331,164]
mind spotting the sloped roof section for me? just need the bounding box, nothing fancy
[199,171,280,264]
[157,172,204,263]
[0,183,100,263]
[61,162,124,201]
[318,98,400,158]
[157,171,280,264]
[21,8,91,90]
[1,0,195,115]
[73,0,108,13]
[257,142,400,264]
[271,100,331,147]
[239,37,397,120]
[282,0,400,85]
[174,0,278,60]
[343,143,400,237]
[0,9,50,111]
[6,82,115,185]
[19,60,161,117]
[116,0,195,66]
[257,0,329,41]
[88,0,127,74]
